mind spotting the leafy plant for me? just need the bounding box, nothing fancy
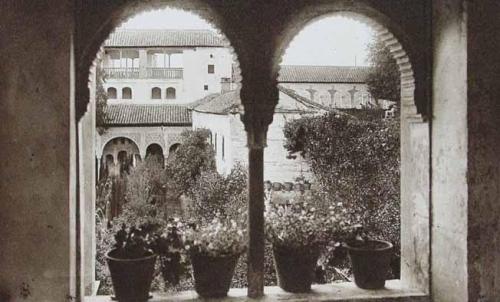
[184,217,247,257]
[110,220,185,286]
[186,163,247,223]
[283,111,401,276]
[365,38,401,105]
[265,191,358,250]
[164,129,216,200]
[95,60,109,134]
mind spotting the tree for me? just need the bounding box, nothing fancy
[164,129,217,199]
[95,61,109,134]
[365,39,401,105]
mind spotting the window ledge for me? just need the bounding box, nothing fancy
[84,280,429,302]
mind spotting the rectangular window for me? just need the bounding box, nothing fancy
[222,136,225,160]
[204,85,209,91]
[208,64,215,74]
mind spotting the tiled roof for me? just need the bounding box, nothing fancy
[278,65,372,83]
[191,90,241,115]
[190,86,327,115]
[104,104,192,126]
[104,30,226,48]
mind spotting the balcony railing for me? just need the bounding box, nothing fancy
[147,67,183,79]
[104,67,140,79]
[103,67,183,79]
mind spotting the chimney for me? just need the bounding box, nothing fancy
[221,77,232,93]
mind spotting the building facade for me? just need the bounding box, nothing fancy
[97,29,382,182]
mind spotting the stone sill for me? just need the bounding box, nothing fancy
[84,280,428,302]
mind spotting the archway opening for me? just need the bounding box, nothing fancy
[145,143,164,165]
[272,10,429,293]
[84,5,243,298]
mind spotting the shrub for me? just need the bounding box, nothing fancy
[164,129,216,200]
[186,163,247,224]
[283,111,400,276]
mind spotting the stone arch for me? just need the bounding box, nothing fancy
[101,137,140,177]
[274,4,431,293]
[146,143,165,166]
[274,4,427,120]
[77,0,243,121]
[101,135,140,157]
[169,143,181,153]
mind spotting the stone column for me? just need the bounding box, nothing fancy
[139,49,148,78]
[240,80,278,298]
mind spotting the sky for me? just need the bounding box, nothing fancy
[119,8,375,66]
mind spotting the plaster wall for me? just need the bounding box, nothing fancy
[104,79,184,104]
[280,82,374,109]
[183,47,233,101]
[80,74,97,296]
[431,0,468,301]
[0,1,75,301]
[192,112,234,174]
[103,46,233,104]
[193,109,312,182]
[465,1,500,300]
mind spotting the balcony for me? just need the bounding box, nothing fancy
[104,67,140,79]
[147,67,183,79]
[104,67,183,79]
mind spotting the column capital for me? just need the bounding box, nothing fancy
[239,83,279,149]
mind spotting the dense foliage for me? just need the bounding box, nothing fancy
[365,39,401,105]
[164,129,216,199]
[186,163,247,223]
[283,111,401,275]
[96,129,218,294]
[95,62,109,134]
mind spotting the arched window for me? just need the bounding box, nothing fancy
[151,87,162,99]
[166,87,176,99]
[107,87,117,99]
[122,87,132,99]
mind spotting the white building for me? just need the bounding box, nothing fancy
[96,29,382,182]
[190,85,329,182]
[96,29,234,176]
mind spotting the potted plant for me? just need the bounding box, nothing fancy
[344,232,393,289]
[265,193,353,293]
[106,221,183,302]
[183,217,246,298]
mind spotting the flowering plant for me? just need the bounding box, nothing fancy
[265,190,359,249]
[110,218,186,285]
[183,217,247,257]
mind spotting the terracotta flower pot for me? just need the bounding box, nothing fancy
[283,182,293,191]
[345,240,393,289]
[273,245,320,293]
[106,249,157,302]
[190,252,240,298]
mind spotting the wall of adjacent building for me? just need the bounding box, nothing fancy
[192,108,313,182]
[104,46,233,104]
[280,82,377,108]
[97,125,190,161]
